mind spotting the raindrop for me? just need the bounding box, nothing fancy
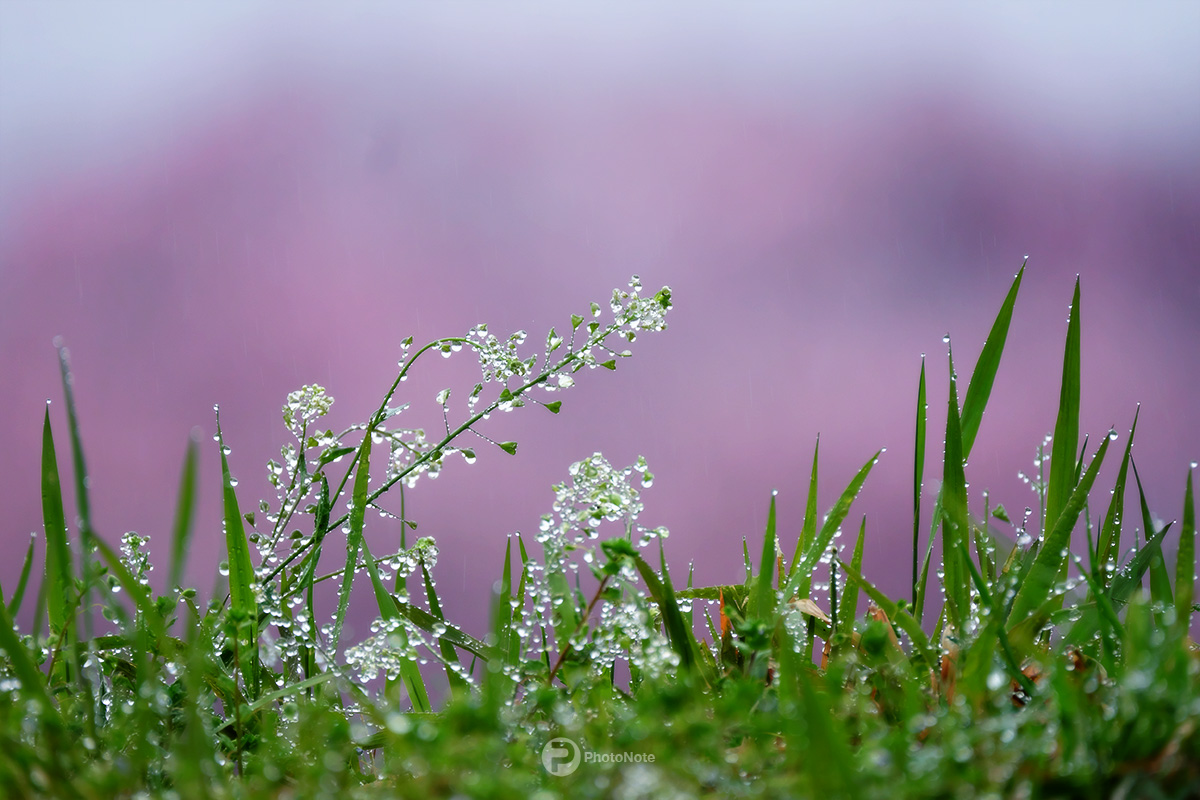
[942,334,951,343]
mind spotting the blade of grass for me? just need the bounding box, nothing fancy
[1131,459,1173,607]
[1097,407,1137,576]
[941,348,972,631]
[4,534,36,618]
[842,517,866,638]
[783,450,880,603]
[1065,520,1172,648]
[168,434,200,591]
[1044,277,1081,537]
[331,432,373,650]
[960,260,1025,457]
[420,557,468,693]
[358,536,433,712]
[41,406,73,639]
[913,357,926,608]
[215,411,255,622]
[629,544,699,675]
[788,436,820,584]
[1007,431,1112,629]
[838,558,935,671]
[750,493,778,621]
[1176,469,1195,636]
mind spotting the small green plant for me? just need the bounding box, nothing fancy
[1,267,1196,798]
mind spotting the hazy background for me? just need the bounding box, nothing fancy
[3,3,1197,643]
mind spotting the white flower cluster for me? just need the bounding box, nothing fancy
[118,531,152,588]
[537,452,661,549]
[343,618,417,684]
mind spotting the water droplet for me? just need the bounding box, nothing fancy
[942,333,951,343]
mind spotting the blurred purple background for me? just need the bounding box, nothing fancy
[3,4,1198,642]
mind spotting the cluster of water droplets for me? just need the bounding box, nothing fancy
[116,531,153,590]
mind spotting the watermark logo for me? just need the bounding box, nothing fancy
[541,737,581,776]
[541,737,656,776]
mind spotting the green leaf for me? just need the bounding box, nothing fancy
[498,441,519,455]
[1097,408,1138,575]
[1007,431,1112,629]
[544,401,562,414]
[5,534,36,618]
[960,261,1024,457]
[216,412,256,625]
[168,435,199,591]
[783,449,880,602]
[1044,277,1081,537]
[1176,468,1195,637]
[842,516,867,638]
[332,430,374,649]
[788,436,820,583]
[358,536,432,712]
[420,557,467,694]
[600,360,617,370]
[41,407,72,638]
[941,349,972,630]
[839,558,935,671]
[1131,459,1173,607]
[912,356,927,608]
[750,493,778,621]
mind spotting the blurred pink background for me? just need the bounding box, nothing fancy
[2,4,1197,642]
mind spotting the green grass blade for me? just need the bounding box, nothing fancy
[941,349,972,630]
[630,545,698,674]
[1007,431,1112,629]
[788,436,820,584]
[1176,468,1195,636]
[41,406,73,638]
[750,493,778,621]
[332,431,373,649]
[838,557,934,671]
[215,412,256,622]
[841,517,866,637]
[168,434,200,591]
[358,536,433,712]
[1131,459,1173,606]
[1097,407,1138,577]
[960,260,1025,457]
[5,534,36,618]
[390,591,503,662]
[913,357,926,607]
[420,558,467,693]
[783,449,880,602]
[1044,277,1081,536]
[0,596,63,726]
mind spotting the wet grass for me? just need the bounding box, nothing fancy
[2,270,1197,798]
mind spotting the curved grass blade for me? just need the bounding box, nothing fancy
[960,260,1025,457]
[4,534,36,618]
[420,558,467,693]
[332,432,374,649]
[913,357,926,607]
[1097,407,1138,576]
[357,536,433,712]
[838,558,934,670]
[1044,277,1081,536]
[1007,430,1112,629]
[168,434,200,591]
[1131,459,1173,607]
[788,436,820,584]
[783,449,880,603]
[630,544,699,675]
